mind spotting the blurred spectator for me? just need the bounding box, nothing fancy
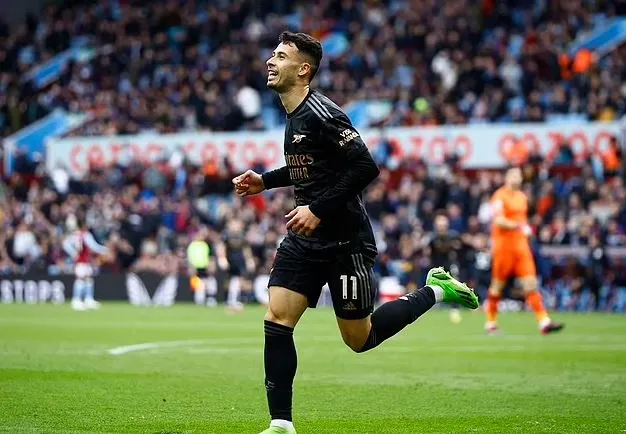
[603,136,623,178]
[11,221,40,266]
[585,234,610,310]
[554,141,575,166]
[0,0,625,313]
[0,151,625,311]
[2,0,626,137]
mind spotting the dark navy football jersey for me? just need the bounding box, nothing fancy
[262,89,379,258]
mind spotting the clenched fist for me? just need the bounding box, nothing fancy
[232,170,265,197]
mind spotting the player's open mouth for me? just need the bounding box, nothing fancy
[268,70,278,78]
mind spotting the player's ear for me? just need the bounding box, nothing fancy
[298,62,311,79]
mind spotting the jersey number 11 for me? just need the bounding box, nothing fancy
[340,275,358,300]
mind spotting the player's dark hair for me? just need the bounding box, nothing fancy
[279,31,323,82]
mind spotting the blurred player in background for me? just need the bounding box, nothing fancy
[426,213,464,323]
[468,233,492,301]
[187,227,217,307]
[232,31,479,434]
[486,167,564,335]
[216,219,255,311]
[62,218,109,311]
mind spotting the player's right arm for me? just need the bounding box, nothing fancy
[214,240,229,270]
[83,232,109,255]
[62,235,78,259]
[232,167,292,196]
[243,245,256,273]
[261,166,293,190]
[491,191,520,230]
[493,212,520,229]
[491,192,531,235]
[186,243,194,265]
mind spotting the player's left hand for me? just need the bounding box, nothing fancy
[245,258,255,273]
[217,256,229,270]
[285,206,321,237]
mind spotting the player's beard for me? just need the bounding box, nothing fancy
[267,75,278,90]
[268,70,296,94]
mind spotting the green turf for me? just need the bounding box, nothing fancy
[1,304,625,433]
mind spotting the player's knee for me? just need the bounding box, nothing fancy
[343,334,367,353]
[487,287,500,297]
[264,306,294,327]
[337,317,371,352]
[339,328,369,352]
[520,277,538,293]
[488,282,504,296]
[264,308,284,325]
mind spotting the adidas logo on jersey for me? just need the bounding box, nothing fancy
[344,301,357,311]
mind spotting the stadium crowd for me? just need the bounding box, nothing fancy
[1,0,626,312]
[2,0,626,137]
[2,139,626,312]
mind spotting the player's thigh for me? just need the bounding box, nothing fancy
[75,263,93,279]
[514,248,538,293]
[328,252,376,348]
[335,316,371,352]
[265,286,309,328]
[488,278,506,296]
[328,252,376,319]
[491,248,513,293]
[229,258,245,278]
[266,240,326,327]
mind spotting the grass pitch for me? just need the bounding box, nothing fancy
[0,303,625,433]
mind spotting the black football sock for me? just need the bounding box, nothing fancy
[357,286,436,353]
[264,320,297,421]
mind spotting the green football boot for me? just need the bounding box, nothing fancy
[426,267,480,310]
[259,425,296,434]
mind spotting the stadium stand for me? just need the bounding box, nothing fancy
[2,0,626,137]
[1,0,626,312]
[2,147,626,312]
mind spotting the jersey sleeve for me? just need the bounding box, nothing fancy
[490,189,505,217]
[425,233,435,248]
[451,231,463,249]
[262,166,292,190]
[308,114,380,219]
[186,243,194,261]
[62,235,78,259]
[84,232,109,255]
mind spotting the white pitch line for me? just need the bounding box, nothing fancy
[106,339,207,356]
